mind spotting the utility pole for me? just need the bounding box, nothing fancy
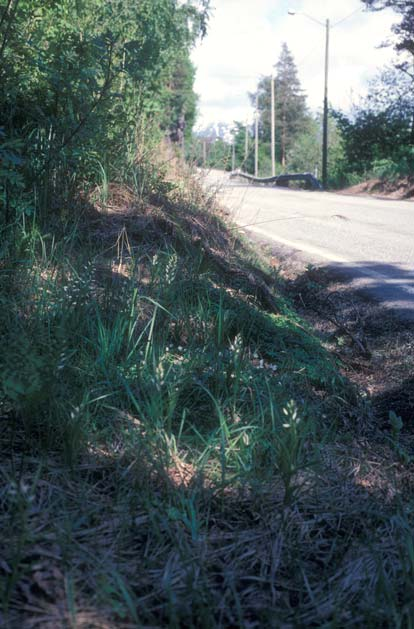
[271,74,276,177]
[255,93,259,177]
[202,140,207,166]
[288,10,331,189]
[245,120,249,163]
[322,18,330,190]
[232,140,236,171]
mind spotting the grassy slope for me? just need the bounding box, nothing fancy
[1,168,413,627]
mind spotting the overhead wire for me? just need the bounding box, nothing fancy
[332,7,362,28]
[202,7,363,89]
[203,6,363,176]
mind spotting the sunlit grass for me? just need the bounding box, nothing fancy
[1,175,413,627]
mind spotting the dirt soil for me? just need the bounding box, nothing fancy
[341,177,414,200]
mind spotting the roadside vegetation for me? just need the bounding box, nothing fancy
[1,0,414,626]
[198,0,414,193]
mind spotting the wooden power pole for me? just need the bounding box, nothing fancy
[255,94,259,177]
[322,18,330,189]
[245,120,249,163]
[271,75,276,177]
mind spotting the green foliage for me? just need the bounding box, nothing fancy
[0,129,27,222]
[287,113,347,187]
[1,191,411,627]
[231,121,251,172]
[3,3,414,624]
[190,135,233,170]
[333,65,414,182]
[228,43,313,178]
[334,108,413,176]
[0,0,208,225]
[0,208,346,464]
[164,52,198,143]
[252,43,310,167]
[371,147,414,180]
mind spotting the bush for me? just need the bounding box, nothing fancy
[371,147,414,181]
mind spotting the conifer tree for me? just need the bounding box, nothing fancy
[252,43,310,167]
[363,1,414,72]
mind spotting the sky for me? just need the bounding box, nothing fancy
[191,0,398,130]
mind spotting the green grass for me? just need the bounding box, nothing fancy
[0,170,413,627]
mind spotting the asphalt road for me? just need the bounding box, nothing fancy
[203,169,414,319]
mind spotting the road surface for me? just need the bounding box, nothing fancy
[203,170,414,319]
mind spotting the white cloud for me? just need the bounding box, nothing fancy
[192,0,398,128]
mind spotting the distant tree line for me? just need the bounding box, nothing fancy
[228,44,345,186]
[201,1,414,189]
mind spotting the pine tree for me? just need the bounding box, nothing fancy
[252,43,310,167]
[363,1,414,68]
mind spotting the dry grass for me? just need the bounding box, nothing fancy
[282,263,414,428]
[2,418,413,628]
[1,169,414,627]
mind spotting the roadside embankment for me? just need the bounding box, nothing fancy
[341,176,414,200]
[1,167,413,627]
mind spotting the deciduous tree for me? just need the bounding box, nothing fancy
[0,0,210,223]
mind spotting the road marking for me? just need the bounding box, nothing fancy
[242,223,350,263]
[243,223,414,298]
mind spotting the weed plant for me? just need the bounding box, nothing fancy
[1,170,413,627]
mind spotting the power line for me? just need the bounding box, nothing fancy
[332,7,362,28]
[200,7,363,87]
[200,38,331,89]
[206,73,261,80]
[296,43,323,68]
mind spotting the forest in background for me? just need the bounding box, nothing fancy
[195,0,414,190]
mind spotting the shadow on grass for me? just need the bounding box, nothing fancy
[2,190,414,627]
[285,261,414,430]
[320,260,414,321]
[1,416,413,628]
